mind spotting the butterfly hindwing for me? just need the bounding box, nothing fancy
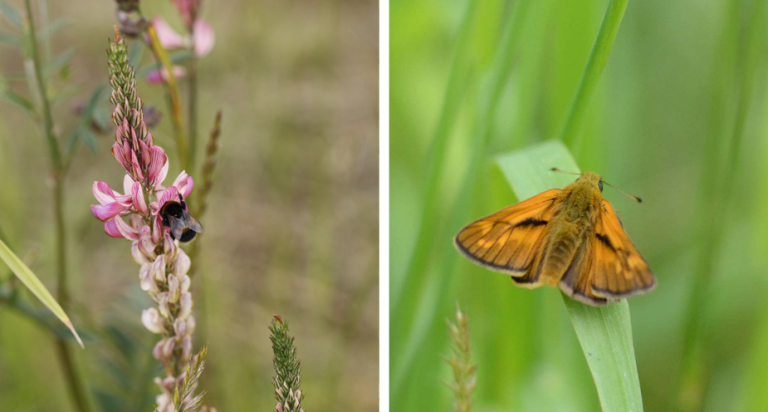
[455,189,561,275]
[590,200,656,298]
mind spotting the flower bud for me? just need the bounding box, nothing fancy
[158,292,170,318]
[167,275,180,304]
[141,308,166,334]
[179,292,193,319]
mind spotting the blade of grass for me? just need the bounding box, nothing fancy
[392,3,532,408]
[0,238,83,347]
[559,0,628,150]
[496,140,644,412]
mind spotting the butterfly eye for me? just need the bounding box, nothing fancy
[598,181,604,192]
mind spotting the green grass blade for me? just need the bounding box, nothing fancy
[496,140,643,412]
[0,238,83,348]
[559,0,628,149]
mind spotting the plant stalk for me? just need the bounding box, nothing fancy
[24,1,90,411]
[559,0,629,149]
[147,22,188,171]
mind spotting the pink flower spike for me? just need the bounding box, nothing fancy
[148,146,169,187]
[132,182,150,214]
[91,202,126,222]
[131,150,144,180]
[104,219,124,238]
[146,66,186,84]
[113,216,140,240]
[193,19,215,57]
[152,17,185,49]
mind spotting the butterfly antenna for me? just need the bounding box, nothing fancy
[550,167,580,176]
[602,180,643,203]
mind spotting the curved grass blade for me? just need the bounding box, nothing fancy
[0,238,84,348]
[496,140,643,411]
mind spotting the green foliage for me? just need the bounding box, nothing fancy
[0,238,83,347]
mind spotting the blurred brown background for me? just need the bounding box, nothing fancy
[0,0,378,410]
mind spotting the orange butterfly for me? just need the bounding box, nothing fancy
[454,170,656,306]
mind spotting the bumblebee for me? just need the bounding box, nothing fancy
[159,194,203,242]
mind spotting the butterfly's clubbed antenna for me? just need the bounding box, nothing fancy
[601,180,643,203]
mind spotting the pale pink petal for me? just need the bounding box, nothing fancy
[184,314,195,335]
[172,249,191,277]
[158,186,179,207]
[132,241,151,265]
[181,336,192,360]
[90,202,126,222]
[180,177,193,199]
[167,275,179,303]
[151,255,166,283]
[178,292,192,319]
[92,181,116,205]
[163,233,177,257]
[146,66,186,84]
[158,292,170,317]
[139,262,159,293]
[171,171,189,188]
[139,225,157,259]
[193,19,215,57]
[104,220,124,238]
[132,182,150,214]
[148,146,169,187]
[173,318,187,337]
[113,216,140,240]
[152,16,185,49]
[141,308,166,334]
[123,174,134,195]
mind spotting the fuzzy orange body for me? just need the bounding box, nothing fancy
[455,172,655,306]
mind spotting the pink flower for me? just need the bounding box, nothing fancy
[90,181,132,222]
[152,16,215,57]
[150,171,195,214]
[146,66,187,85]
[171,0,199,29]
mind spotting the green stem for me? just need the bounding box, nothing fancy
[147,23,188,171]
[559,0,629,149]
[187,41,198,169]
[24,2,90,411]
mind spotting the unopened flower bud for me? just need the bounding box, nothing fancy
[167,275,180,303]
[158,293,170,318]
[179,292,193,319]
[181,336,192,360]
[173,318,186,337]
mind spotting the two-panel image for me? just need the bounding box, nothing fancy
[0,0,766,411]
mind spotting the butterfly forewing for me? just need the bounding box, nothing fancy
[455,189,560,274]
[590,200,656,299]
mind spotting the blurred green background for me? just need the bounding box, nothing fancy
[0,0,378,411]
[391,0,768,411]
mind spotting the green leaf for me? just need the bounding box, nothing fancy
[79,127,99,154]
[0,237,84,348]
[0,88,36,115]
[496,140,643,412]
[0,1,22,30]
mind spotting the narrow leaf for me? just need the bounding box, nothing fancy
[37,18,71,38]
[495,140,643,412]
[46,47,77,74]
[0,88,36,114]
[0,238,84,348]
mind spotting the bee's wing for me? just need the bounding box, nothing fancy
[165,217,184,240]
[184,214,203,233]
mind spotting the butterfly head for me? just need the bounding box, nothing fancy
[576,172,604,192]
